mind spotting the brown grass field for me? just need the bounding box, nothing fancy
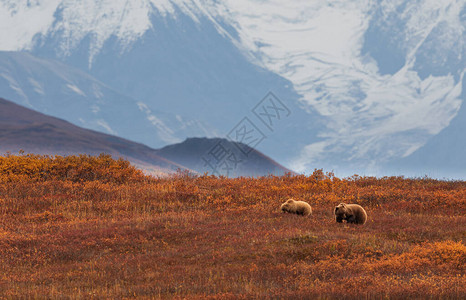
[0,154,465,299]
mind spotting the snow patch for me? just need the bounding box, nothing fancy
[66,83,86,96]
[96,119,116,134]
[90,104,100,114]
[92,83,104,99]
[137,101,180,144]
[0,73,30,105]
[28,77,44,95]
[0,0,61,50]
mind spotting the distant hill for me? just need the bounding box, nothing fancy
[0,97,187,176]
[156,137,295,177]
[0,98,292,177]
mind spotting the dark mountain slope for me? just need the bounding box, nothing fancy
[156,137,295,177]
[0,97,186,175]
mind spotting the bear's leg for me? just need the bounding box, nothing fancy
[336,216,344,223]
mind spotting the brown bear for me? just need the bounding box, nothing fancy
[334,203,367,225]
[280,199,312,216]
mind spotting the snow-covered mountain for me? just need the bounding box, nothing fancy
[0,0,315,164]
[0,0,464,177]
[220,0,465,174]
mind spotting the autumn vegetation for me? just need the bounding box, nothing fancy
[0,153,465,298]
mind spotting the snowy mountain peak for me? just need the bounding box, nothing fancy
[51,0,208,64]
[0,0,210,64]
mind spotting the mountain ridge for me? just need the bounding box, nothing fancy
[0,96,187,175]
[0,97,292,177]
[157,137,296,177]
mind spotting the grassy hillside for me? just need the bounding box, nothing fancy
[0,154,465,298]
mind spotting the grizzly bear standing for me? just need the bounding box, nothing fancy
[280,199,312,216]
[334,203,367,225]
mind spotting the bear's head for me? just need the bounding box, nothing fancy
[281,199,295,213]
[334,203,352,221]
